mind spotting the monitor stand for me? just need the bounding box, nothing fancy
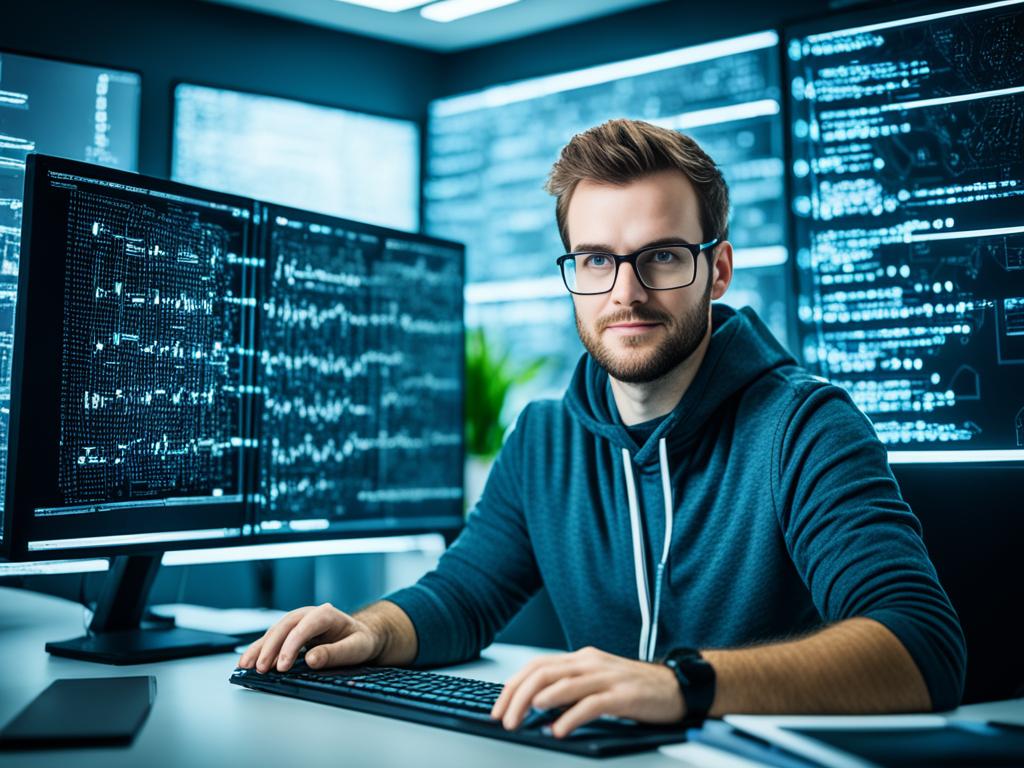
[46,555,240,665]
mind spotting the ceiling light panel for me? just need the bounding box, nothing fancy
[336,0,433,12]
[420,0,520,23]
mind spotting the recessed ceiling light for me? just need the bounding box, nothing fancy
[420,0,521,23]
[335,0,433,12]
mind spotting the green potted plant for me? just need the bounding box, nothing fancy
[464,327,547,510]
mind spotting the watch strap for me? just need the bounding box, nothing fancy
[662,647,716,723]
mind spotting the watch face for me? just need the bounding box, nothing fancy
[666,647,701,666]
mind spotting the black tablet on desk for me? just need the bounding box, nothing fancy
[693,717,1024,768]
[783,721,1024,768]
[0,676,156,750]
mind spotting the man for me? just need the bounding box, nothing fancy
[240,119,966,738]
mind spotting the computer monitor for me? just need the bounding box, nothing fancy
[7,154,465,662]
[11,156,254,558]
[426,31,791,411]
[0,49,141,558]
[171,83,420,233]
[254,206,464,540]
[785,0,1024,463]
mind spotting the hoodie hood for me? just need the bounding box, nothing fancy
[564,304,796,465]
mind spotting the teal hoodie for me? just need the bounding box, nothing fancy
[387,304,966,710]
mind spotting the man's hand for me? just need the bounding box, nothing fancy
[490,646,685,738]
[238,602,384,673]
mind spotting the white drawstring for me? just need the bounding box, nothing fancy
[647,438,675,660]
[622,437,675,662]
[621,447,650,661]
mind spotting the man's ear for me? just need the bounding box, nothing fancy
[710,241,734,300]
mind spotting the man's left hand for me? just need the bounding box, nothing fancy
[489,646,685,738]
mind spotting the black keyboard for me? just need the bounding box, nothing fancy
[230,662,685,757]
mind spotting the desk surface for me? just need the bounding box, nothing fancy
[0,587,686,767]
[2,586,1022,767]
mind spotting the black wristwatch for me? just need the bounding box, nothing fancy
[661,647,716,724]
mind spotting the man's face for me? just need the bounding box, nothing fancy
[566,170,721,385]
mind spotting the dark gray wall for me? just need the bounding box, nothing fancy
[0,0,443,179]
[438,0,833,98]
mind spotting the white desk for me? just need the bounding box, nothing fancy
[0,587,685,767]
[2,586,1022,767]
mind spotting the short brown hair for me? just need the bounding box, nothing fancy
[545,119,729,253]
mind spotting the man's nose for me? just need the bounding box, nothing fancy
[610,262,648,307]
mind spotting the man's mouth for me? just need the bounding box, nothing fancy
[604,321,662,334]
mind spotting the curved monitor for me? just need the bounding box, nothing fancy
[7,155,464,561]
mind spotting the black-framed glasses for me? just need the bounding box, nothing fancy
[556,239,719,295]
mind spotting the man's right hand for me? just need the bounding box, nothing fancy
[238,602,384,673]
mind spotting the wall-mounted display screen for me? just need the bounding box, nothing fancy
[173,83,420,233]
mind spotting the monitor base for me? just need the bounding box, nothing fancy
[44,554,240,664]
[46,627,239,665]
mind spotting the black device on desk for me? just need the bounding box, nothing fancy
[230,663,685,757]
[0,676,156,750]
[692,719,1024,768]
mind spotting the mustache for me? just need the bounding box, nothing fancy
[597,308,672,332]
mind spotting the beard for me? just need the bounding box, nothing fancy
[575,274,712,385]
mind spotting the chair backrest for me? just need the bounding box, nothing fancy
[895,464,1024,705]
[495,587,567,650]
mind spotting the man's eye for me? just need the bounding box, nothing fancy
[584,254,610,268]
[651,250,679,263]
